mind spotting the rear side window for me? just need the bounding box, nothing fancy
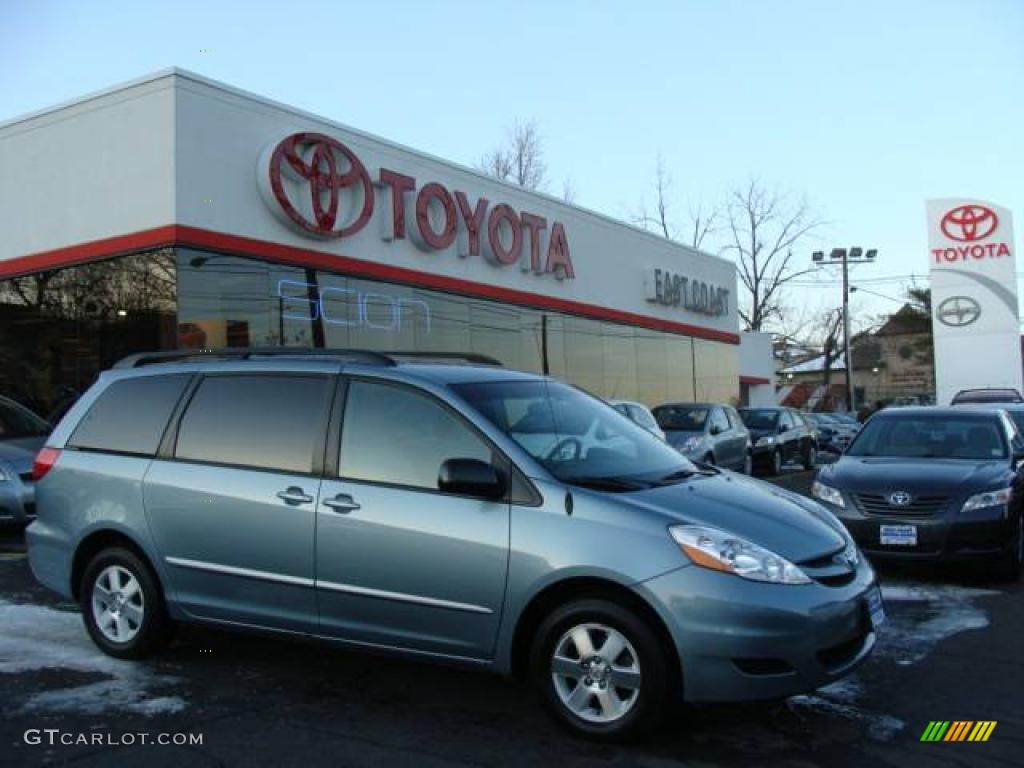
[175,375,333,474]
[69,374,190,456]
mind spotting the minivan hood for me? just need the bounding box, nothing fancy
[619,472,847,563]
[821,456,1010,496]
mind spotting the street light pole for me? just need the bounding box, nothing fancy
[812,248,878,412]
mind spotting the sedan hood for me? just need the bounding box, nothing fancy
[664,430,703,448]
[748,427,779,442]
[0,437,45,474]
[620,472,847,563]
[821,456,1010,496]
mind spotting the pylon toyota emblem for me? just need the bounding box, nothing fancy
[263,132,374,239]
[936,296,981,327]
[940,205,999,242]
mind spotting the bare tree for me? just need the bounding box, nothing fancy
[723,180,824,332]
[477,119,547,190]
[633,157,719,248]
[561,177,577,204]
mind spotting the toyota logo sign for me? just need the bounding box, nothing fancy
[264,132,374,239]
[936,296,981,327]
[940,204,999,242]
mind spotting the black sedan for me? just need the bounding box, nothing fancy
[811,407,1023,580]
[738,407,817,475]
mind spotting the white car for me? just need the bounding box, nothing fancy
[609,399,667,441]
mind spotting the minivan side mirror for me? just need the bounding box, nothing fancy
[438,458,507,499]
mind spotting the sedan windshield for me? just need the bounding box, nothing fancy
[653,405,707,431]
[846,415,1007,460]
[739,409,779,430]
[454,380,695,487]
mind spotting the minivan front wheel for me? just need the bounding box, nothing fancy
[530,598,672,740]
[80,547,172,659]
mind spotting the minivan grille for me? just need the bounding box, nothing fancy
[853,493,948,516]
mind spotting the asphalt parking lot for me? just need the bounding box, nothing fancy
[1,467,1021,768]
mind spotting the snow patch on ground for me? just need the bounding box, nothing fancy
[0,599,186,716]
[877,583,996,665]
[788,683,906,742]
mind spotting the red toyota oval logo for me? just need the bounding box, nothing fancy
[940,204,999,242]
[266,132,374,239]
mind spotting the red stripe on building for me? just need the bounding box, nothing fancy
[740,375,772,385]
[0,225,741,345]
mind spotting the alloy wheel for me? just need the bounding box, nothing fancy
[550,623,642,724]
[91,564,145,644]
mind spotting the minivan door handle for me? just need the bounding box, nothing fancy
[276,486,314,505]
[322,494,361,514]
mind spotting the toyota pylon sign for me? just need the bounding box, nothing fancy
[927,199,1020,404]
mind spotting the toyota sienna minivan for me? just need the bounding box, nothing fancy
[27,349,880,739]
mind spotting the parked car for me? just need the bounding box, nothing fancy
[738,407,818,475]
[28,348,879,740]
[954,401,1024,434]
[652,403,751,473]
[804,413,859,454]
[812,406,1023,580]
[608,399,666,441]
[950,388,1024,405]
[0,396,51,527]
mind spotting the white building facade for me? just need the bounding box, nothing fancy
[0,70,740,415]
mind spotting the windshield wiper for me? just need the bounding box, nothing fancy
[656,466,716,485]
[562,476,652,492]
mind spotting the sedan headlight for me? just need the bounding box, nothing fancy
[811,480,845,509]
[669,524,811,584]
[961,487,1012,513]
[755,436,776,447]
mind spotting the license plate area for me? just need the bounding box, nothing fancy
[880,524,917,546]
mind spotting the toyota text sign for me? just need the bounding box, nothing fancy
[927,199,1020,404]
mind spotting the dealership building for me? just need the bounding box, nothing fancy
[0,69,753,416]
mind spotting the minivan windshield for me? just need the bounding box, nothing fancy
[454,380,696,489]
[846,414,1007,460]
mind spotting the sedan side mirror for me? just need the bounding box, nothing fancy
[438,458,507,499]
[709,424,722,436]
[777,423,787,434]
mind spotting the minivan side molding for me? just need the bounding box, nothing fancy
[164,556,493,615]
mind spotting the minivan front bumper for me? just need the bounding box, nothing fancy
[635,560,878,702]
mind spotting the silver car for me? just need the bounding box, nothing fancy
[609,399,666,441]
[653,402,752,474]
[27,349,880,740]
[0,396,49,526]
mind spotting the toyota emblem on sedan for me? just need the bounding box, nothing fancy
[888,491,913,506]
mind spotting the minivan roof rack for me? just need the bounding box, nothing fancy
[113,348,503,369]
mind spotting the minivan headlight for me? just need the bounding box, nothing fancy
[811,480,845,509]
[961,487,1012,513]
[669,524,811,584]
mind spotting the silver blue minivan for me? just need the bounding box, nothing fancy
[27,349,881,740]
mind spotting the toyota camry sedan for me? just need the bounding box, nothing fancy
[812,407,1023,580]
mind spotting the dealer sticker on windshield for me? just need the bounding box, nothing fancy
[866,585,886,627]
[880,524,917,547]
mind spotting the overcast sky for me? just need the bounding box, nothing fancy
[3,0,1022,332]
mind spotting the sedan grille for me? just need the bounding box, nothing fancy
[853,493,948,516]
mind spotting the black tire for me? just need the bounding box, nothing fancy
[742,451,753,475]
[803,443,817,470]
[79,547,173,659]
[529,598,674,741]
[994,516,1022,582]
[769,449,783,476]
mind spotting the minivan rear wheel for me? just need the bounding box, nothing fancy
[530,598,672,741]
[80,547,172,659]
